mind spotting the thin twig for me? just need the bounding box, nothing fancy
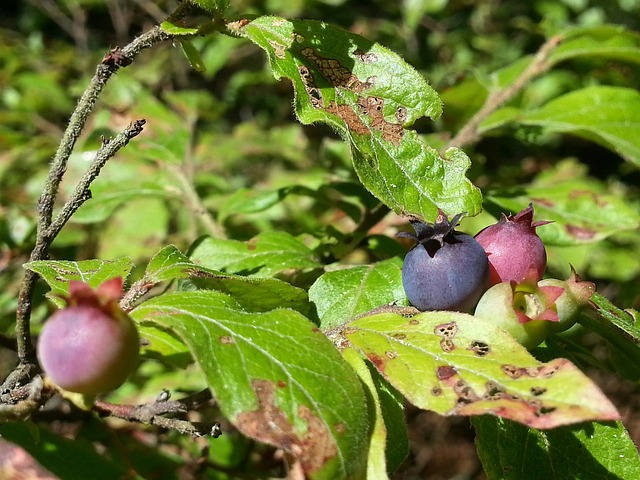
[14,26,172,366]
[443,34,564,152]
[45,119,147,242]
[92,389,220,437]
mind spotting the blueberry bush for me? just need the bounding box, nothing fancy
[1,0,640,478]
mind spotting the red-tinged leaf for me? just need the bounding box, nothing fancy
[341,310,620,429]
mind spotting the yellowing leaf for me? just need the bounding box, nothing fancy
[342,311,620,429]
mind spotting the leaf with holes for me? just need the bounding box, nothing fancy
[341,311,620,429]
[131,290,370,479]
[232,16,482,220]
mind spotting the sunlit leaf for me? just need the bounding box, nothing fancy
[132,290,370,479]
[518,86,640,167]
[142,245,312,315]
[549,25,640,66]
[309,258,407,330]
[190,231,322,277]
[233,16,482,220]
[342,311,620,429]
[24,258,133,305]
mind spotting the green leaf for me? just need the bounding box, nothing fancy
[309,258,407,330]
[160,20,200,36]
[485,160,640,246]
[132,290,370,479]
[473,417,640,480]
[177,39,206,72]
[234,16,482,220]
[342,347,403,480]
[187,0,228,15]
[549,25,640,67]
[0,422,136,480]
[517,86,640,167]
[190,231,322,277]
[342,311,620,429]
[142,245,312,315]
[24,258,133,304]
[138,324,192,368]
[72,179,177,224]
[590,292,640,342]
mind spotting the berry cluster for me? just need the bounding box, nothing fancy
[398,204,595,349]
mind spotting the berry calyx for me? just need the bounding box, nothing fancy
[539,269,596,333]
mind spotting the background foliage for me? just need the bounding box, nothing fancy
[1,0,640,478]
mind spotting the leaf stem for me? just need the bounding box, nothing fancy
[167,164,227,239]
[443,34,564,152]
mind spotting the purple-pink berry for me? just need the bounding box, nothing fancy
[475,204,550,287]
[37,278,140,395]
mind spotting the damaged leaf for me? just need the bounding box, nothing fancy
[233,16,482,220]
[132,291,370,479]
[341,311,620,429]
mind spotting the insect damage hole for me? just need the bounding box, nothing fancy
[469,340,490,357]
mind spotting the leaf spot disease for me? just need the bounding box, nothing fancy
[367,353,386,373]
[436,365,457,380]
[468,340,490,357]
[395,106,408,123]
[431,387,443,396]
[409,319,420,326]
[301,47,372,93]
[236,380,337,475]
[483,381,505,400]
[531,386,547,396]
[352,48,378,63]
[268,40,287,59]
[566,224,597,240]
[453,379,480,404]
[434,322,458,338]
[219,335,234,344]
[296,46,404,145]
[440,338,456,353]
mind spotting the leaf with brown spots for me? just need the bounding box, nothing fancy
[341,311,620,429]
[238,15,482,220]
[486,160,639,246]
[132,290,370,479]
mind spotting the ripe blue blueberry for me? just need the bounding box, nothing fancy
[398,211,489,312]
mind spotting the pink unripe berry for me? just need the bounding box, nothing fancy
[475,204,550,287]
[37,279,140,395]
